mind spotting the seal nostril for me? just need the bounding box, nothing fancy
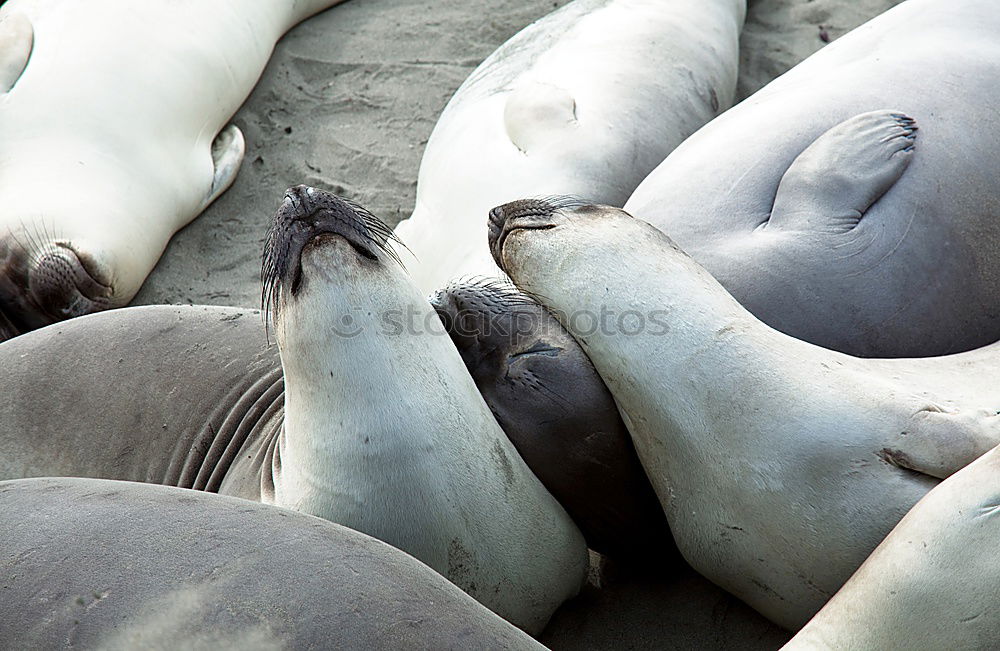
[489,205,506,228]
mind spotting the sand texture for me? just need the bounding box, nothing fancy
[134,0,905,310]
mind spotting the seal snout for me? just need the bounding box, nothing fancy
[261,186,400,323]
[487,198,560,270]
[0,238,111,339]
[429,281,502,352]
[276,185,383,261]
[429,289,456,335]
[29,245,112,319]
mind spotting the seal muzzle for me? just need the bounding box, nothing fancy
[0,237,111,339]
[261,185,401,325]
[488,196,591,271]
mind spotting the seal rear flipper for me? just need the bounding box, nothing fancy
[503,81,578,155]
[767,110,917,234]
[0,11,33,94]
[879,406,1000,480]
[204,123,246,209]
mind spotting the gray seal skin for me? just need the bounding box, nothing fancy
[429,278,675,563]
[0,296,656,565]
[784,443,1000,649]
[0,477,545,650]
[0,302,282,490]
[0,186,587,635]
[487,197,1000,629]
[395,0,747,290]
[625,0,1000,358]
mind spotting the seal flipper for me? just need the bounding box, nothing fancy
[503,81,578,155]
[0,11,33,94]
[767,110,917,234]
[879,406,1000,480]
[203,124,246,209]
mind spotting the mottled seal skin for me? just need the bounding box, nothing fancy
[0,0,345,339]
[395,0,746,290]
[430,278,675,564]
[0,186,587,635]
[626,0,1000,358]
[489,198,1000,630]
[785,444,1000,650]
[0,477,545,650]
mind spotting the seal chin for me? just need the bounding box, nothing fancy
[0,240,111,338]
[261,185,401,323]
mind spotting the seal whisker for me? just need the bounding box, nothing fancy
[532,194,591,211]
[342,197,410,269]
[8,222,32,257]
[260,188,407,334]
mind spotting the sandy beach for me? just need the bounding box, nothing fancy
[133,0,904,311]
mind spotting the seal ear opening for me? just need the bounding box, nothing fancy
[0,11,33,94]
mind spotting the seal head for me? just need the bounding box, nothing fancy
[432,262,675,562]
[262,184,400,324]
[0,236,112,339]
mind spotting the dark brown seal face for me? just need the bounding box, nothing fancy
[261,184,401,322]
[0,236,111,340]
[430,276,675,563]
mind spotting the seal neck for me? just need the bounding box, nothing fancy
[267,263,471,563]
[511,220,802,464]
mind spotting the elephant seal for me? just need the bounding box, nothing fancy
[429,278,674,562]
[0,186,587,634]
[0,0,345,339]
[0,477,545,650]
[488,198,1000,629]
[625,0,1000,357]
[785,443,1000,649]
[394,0,746,291]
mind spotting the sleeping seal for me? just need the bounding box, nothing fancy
[785,443,1000,649]
[394,0,746,290]
[428,1,1000,517]
[0,186,587,634]
[0,477,545,650]
[430,279,674,561]
[0,0,344,338]
[626,0,1000,357]
[489,198,1000,629]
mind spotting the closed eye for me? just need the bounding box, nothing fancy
[509,341,562,363]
